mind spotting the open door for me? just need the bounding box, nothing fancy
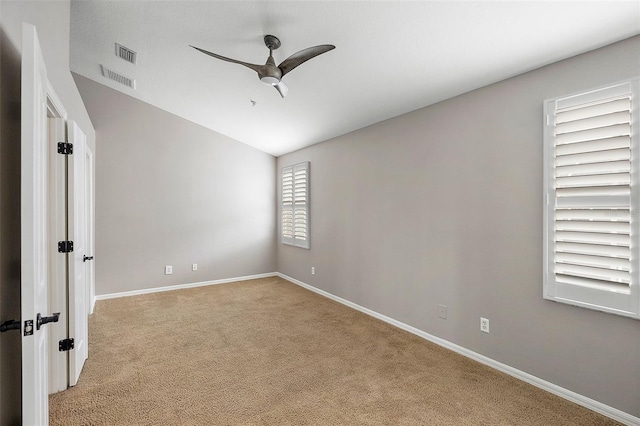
[68,120,89,386]
[21,23,54,425]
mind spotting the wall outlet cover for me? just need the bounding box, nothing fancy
[165,265,172,275]
[438,304,447,319]
[480,317,490,333]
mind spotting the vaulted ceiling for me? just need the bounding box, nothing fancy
[70,1,640,156]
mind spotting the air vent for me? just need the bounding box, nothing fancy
[115,43,137,64]
[100,65,136,89]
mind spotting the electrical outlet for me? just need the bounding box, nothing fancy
[165,265,172,275]
[311,266,315,275]
[192,263,198,271]
[438,304,447,319]
[480,317,490,333]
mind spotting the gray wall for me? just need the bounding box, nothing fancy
[277,35,640,417]
[73,74,276,296]
[0,1,95,424]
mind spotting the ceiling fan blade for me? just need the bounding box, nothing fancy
[274,81,288,98]
[278,44,335,77]
[190,45,265,74]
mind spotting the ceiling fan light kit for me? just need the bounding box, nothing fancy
[191,34,335,98]
[260,76,280,85]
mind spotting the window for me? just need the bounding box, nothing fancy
[281,161,310,249]
[543,78,640,319]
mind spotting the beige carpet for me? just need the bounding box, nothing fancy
[49,277,619,425]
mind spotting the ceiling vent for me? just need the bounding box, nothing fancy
[115,43,137,64]
[100,65,136,89]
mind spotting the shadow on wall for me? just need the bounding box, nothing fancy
[0,25,23,426]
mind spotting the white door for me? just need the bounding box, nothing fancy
[68,121,89,386]
[21,23,51,425]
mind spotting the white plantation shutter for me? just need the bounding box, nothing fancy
[282,167,294,243]
[543,79,640,319]
[281,162,310,249]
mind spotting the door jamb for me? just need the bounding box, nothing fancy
[85,143,95,314]
[45,82,69,394]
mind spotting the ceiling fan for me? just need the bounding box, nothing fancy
[190,35,335,98]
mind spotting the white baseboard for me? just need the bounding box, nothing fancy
[94,272,278,301]
[276,273,639,426]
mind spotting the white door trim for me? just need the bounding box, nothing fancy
[85,143,96,315]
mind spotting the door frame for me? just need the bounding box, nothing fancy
[85,142,96,314]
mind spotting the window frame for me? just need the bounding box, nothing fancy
[543,77,640,319]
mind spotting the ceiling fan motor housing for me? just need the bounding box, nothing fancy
[259,52,282,85]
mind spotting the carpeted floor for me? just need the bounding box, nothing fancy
[49,276,619,425]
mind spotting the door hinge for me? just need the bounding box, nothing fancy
[59,338,74,352]
[57,142,73,155]
[58,241,74,253]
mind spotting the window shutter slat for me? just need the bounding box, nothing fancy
[556,186,630,198]
[555,97,630,123]
[555,172,629,188]
[555,253,630,272]
[555,148,629,166]
[555,160,629,177]
[555,123,630,145]
[554,208,630,221]
[555,242,630,259]
[555,231,630,246]
[555,136,630,156]
[555,220,629,234]
[555,264,630,284]
[555,111,630,134]
[556,275,630,294]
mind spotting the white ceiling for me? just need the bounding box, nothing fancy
[70,1,640,157]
